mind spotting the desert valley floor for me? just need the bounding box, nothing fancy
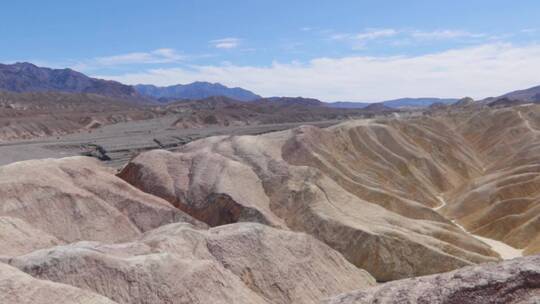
[1,103,540,303]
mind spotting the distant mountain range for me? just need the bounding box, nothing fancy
[329,98,458,109]
[0,63,260,103]
[2,62,538,109]
[0,62,139,99]
[135,82,261,102]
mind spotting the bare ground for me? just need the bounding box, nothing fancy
[0,115,341,168]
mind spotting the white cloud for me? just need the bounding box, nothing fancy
[330,28,398,49]
[331,28,397,42]
[95,43,540,102]
[331,28,488,49]
[411,30,485,40]
[71,49,185,71]
[521,28,538,34]
[356,29,398,41]
[210,38,241,49]
[95,48,185,65]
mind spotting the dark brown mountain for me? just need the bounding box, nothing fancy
[0,62,140,100]
[362,102,393,112]
[481,84,540,104]
[499,84,540,102]
[487,97,528,108]
[258,96,325,106]
[0,90,161,141]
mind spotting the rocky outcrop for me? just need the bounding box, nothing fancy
[10,222,375,304]
[323,254,540,304]
[0,262,118,304]
[0,157,202,248]
[119,118,500,281]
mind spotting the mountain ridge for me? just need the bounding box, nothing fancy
[0,62,141,100]
[498,84,540,102]
[2,62,540,110]
[135,82,261,102]
[329,97,458,109]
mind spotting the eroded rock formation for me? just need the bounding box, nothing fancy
[0,157,203,245]
[120,116,504,281]
[324,255,540,304]
[2,104,540,303]
[10,223,375,304]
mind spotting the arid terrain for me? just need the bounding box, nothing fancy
[1,59,539,304]
[4,0,540,301]
[1,91,540,303]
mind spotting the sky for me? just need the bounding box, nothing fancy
[1,0,540,102]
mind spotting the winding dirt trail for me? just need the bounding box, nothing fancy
[434,196,523,260]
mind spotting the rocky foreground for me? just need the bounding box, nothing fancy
[1,105,540,303]
[325,255,540,304]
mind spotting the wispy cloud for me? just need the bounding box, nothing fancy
[356,29,399,41]
[331,28,489,49]
[95,43,540,102]
[331,28,397,41]
[330,28,399,49]
[210,38,241,49]
[521,28,538,34]
[94,48,185,65]
[71,48,186,71]
[411,30,485,40]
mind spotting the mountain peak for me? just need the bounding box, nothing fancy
[134,82,261,102]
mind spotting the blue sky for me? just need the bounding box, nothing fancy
[1,0,540,101]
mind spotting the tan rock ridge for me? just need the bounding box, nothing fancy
[10,222,375,304]
[0,157,203,249]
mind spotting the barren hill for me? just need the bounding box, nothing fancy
[119,104,540,283]
[165,96,390,129]
[0,93,394,142]
[119,117,501,281]
[0,157,375,304]
[0,91,160,140]
[1,104,540,303]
